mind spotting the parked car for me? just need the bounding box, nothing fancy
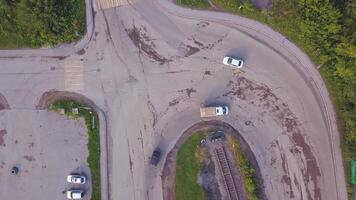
[210,132,225,142]
[200,106,229,117]
[66,190,84,199]
[223,56,244,68]
[67,174,86,184]
[150,148,162,166]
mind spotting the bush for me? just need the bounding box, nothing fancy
[0,0,86,48]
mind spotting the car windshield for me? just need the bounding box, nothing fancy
[228,58,233,64]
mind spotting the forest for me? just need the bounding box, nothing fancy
[0,0,85,48]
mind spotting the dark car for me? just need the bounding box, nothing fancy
[210,132,225,142]
[150,148,162,166]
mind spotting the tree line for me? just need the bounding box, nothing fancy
[0,0,85,48]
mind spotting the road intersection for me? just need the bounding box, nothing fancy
[0,0,346,199]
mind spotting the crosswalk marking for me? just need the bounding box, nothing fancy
[65,61,84,91]
[97,0,130,9]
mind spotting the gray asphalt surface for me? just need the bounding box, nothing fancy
[0,0,347,200]
[0,110,91,200]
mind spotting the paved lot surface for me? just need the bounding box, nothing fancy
[0,0,347,200]
[0,110,91,200]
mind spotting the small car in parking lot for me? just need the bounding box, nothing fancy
[150,148,162,166]
[223,56,244,68]
[66,190,84,199]
[67,174,86,184]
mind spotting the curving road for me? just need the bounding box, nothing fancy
[0,0,346,200]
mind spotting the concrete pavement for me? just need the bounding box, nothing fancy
[0,0,346,199]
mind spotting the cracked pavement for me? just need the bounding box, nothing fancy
[0,0,347,199]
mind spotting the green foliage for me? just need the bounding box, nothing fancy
[228,137,259,200]
[0,0,86,48]
[176,0,210,8]
[50,100,101,200]
[175,132,205,200]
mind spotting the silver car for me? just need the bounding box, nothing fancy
[67,174,86,184]
[66,190,84,199]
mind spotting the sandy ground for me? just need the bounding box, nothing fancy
[0,110,91,200]
[0,0,347,200]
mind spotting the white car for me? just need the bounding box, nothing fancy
[67,174,86,184]
[223,56,244,68]
[66,190,84,199]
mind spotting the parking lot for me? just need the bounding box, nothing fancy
[0,110,91,200]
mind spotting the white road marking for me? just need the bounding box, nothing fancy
[97,0,130,9]
[65,61,84,91]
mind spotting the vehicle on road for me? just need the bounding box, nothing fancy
[67,174,86,184]
[150,148,162,166]
[200,106,229,118]
[66,190,84,199]
[223,56,244,68]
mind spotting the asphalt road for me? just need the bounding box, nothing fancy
[0,0,347,200]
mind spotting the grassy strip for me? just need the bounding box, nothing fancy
[176,0,210,9]
[50,100,101,200]
[227,136,259,200]
[175,131,206,200]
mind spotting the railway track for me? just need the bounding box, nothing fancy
[215,146,239,200]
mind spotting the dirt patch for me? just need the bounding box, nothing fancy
[204,71,212,75]
[0,93,10,110]
[291,132,321,200]
[184,45,200,57]
[198,154,221,200]
[188,34,227,50]
[24,155,35,162]
[0,130,7,146]
[125,26,172,65]
[161,120,266,200]
[77,49,86,55]
[168,99,179,107]
[178,88,197,98]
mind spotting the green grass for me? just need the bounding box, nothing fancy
[50,100,101,200]
[210,0,323,64]
[0,0,86,48]
[175,131,206,200]
[176,0,210,9]
[228,136,259,200]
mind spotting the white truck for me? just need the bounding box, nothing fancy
[200,106,229,117]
